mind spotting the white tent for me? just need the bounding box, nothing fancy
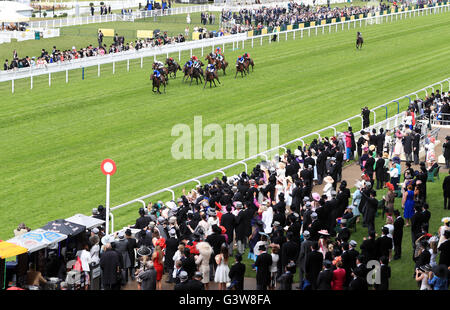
[0,8,30,22]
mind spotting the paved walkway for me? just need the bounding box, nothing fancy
[123,126,450,290]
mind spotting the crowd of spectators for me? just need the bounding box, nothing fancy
[220,2,392,30]
[2,31,186,71]
[5,89,450,291]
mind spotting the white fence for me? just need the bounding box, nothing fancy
[105,78,450,233]
[0,28,60,44]
[2,3,450,92]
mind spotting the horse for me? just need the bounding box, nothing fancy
[356,34,364,49]
[152,62,169,83]
[166,58,181,79]
[203,69,221,89]
[150,73,166,94]
[205,54,228,76]
[235,61,247,79]
[243,57,254,74]
[189,65,204,85]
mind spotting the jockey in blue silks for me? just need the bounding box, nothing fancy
[153,69,161,79]
[236,56,245,66]
[207,63,215,73]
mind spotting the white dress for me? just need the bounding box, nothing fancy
[261,207,274,234]
[214,255,230,283]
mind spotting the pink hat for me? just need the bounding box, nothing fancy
[312,192,320,201]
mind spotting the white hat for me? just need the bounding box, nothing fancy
[92,228,99,234]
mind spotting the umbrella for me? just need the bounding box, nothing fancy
[0,241,28,259]
[41,219,86,237]
[65,214,104,230]
[6,235,48,254]
[19,229,66,245]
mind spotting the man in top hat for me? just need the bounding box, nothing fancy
[348,265,368,290]
[187,271,205,290]
[375,227,393,261]
[228,254,246,290]
[297,230,314,289]
[316,260,333,290]
[174,271,190,290]
[255,245,272,290]
[235,201,250,255]
[125,229,138,281]
[165,228,179,283]
[393,210,404,260]
[220,205,236,256]
[305,242,323,290]
[443,169,450,210]
[130,208,151,230]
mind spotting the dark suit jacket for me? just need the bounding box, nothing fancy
[349,276,368,290]
[100,249,120,285]
[360,238,376,261]
[276,272,293,290]
[374,264,390,290]
[375,235,393,260]
[229,262,246,290]
[305,250,323,285]
[255,252,272,287]
[281,240,299,271]
[438,240,450,267]
[316,269,333,290]
[220,213,236,243]
[393,217,404,245]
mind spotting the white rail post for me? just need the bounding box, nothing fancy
[127,59,130,72]
[179,50,181,61]
[12,79,14,93]
[49,72,51,87]
[98,64,101,77]
[141,57,143,68]
[30,75,33,89]
[66,70,68,83]
[113,61,115,74]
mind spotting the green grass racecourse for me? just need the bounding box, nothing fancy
[1,10,450,287]
[0,11,222,62]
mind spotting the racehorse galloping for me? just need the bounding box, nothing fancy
[204,66,221,89]
[152,62,169,84]
[243,53,254,74]
[150,72,166,94]
[166,58,181,79]
[205,54,228,76]
[189,61,204,85]
[235,58,247,79]
[356,31,364,49]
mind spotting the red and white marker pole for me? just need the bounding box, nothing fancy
[101,159,116,236]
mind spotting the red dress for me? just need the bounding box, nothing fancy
[153,251,164,281]
[331,268,346,290]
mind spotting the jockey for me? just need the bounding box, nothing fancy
[153,69,161,80]
[185,59,193,68]
[191,55,198,61]
[155,60,164,70]
[207,63,215,73]
[193,60,201,70]
[236,56,245,66]
[215,47,223,61]
[243,52,250,59]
